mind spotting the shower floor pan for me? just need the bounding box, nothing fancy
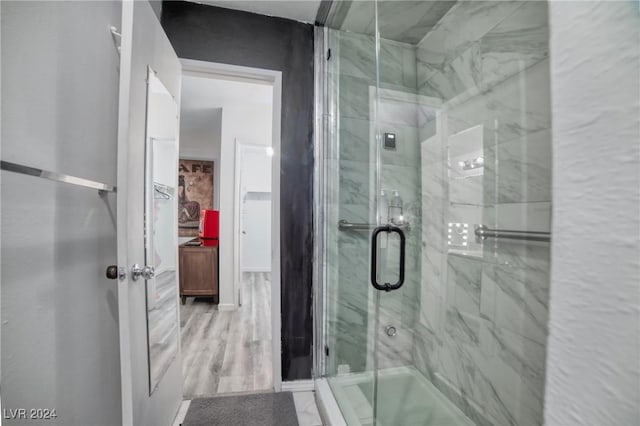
[327,366,473,426]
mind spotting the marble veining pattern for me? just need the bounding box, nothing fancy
[329,26,425,376]
[326,2,551,424]
[413,2,551,424]
[416,1,523,79]
[293,392,323,426]
[479,1,549,87]
[484,129,552,204]
[338,1,456,44]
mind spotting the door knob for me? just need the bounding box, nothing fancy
[106,265,126,280]
[131,264,155,281]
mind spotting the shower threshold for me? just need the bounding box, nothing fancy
[321,366,474,426]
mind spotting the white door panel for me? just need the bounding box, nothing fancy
[1,2,122,425]
[117,2,182,425]
[242,197,272,271]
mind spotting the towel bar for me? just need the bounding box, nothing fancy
[1,160,117,194]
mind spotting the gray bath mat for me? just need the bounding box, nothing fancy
[182,392,299,426]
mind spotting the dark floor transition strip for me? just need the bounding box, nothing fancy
[182,392,299,426]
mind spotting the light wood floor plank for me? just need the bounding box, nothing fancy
[180,272,273,398]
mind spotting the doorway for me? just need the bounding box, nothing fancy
[235,143,273,306]
[178,60,282,398]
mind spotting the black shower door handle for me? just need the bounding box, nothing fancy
[370,225,406,291]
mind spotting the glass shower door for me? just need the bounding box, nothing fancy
[322,1,552,425]
[320,2,427,420]
[368,5,461,422]
[370,1,553,425]
[321,2,379,424]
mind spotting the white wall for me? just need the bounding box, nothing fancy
[1,2,122,424]
[545,2,640,425]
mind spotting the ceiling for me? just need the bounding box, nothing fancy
[192,0,322,23]
[189,1,456,45]
[180,75,273,148]
[181,75,273,112]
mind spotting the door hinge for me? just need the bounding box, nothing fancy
[327,48,332,61]
[110,26,122,57]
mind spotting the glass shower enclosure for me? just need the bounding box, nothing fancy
[314,1,552,425]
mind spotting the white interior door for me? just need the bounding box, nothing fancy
[242,197,272,271]
[116,2,183,425]
[1,2,123,425]
[240,148,272,272]
[235,143,272,305]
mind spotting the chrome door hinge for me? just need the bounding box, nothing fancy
[110,26,122,57]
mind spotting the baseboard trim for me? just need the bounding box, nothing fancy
[172,400,191,426]
[217,303,236,311]
[241,267,272,273]
[281,379,315,392]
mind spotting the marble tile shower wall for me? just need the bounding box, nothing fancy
[329,28,422,374]
[376,91,422,371]
[414,2,551,426]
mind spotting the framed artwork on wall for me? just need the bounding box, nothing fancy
[178,159,214,237]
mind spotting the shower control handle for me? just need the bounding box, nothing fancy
[370,225,406,292]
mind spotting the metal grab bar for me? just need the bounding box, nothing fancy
[1,160,117,194]
[474,225,550,242]
[339,219,410,231]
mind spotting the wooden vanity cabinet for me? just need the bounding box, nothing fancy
[179,241,219,304]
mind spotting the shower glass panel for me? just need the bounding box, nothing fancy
[322,2,378,424]
[320,1,552,425]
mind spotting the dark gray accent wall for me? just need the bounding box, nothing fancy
[150,1,163,20]
[161,1,315,381]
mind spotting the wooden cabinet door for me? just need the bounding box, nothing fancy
[179,247,215,295]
